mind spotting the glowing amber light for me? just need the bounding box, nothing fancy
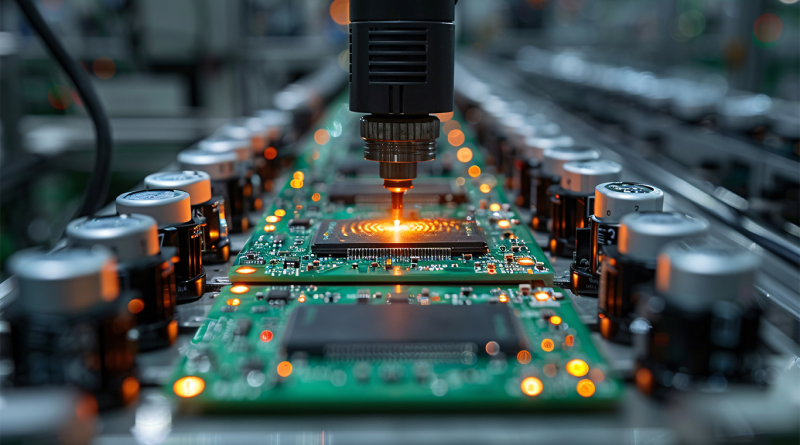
[277,361,293,378]
[127,298,145,314]
[312,193,321,202]
[448,129,465,146]
[236,267,256,274]
[534,292,550,302]
[565,335,575,347]
[577,379,596,397]
[550,316,562,325]
[517,258,535,266]
[498,294,509,303]
[636,368,653,395]
[230,285,249,294]
[226,298,241,306]
[260,330,273,342]
[329,0,349,25]
[293,171,305,181]
[497,219,510,228]
[290,179,304,188]
[266,215,280,224]
[566,359,589,377]
[541,338,555,352]
[122,376,140,403]
[173,376,205,398]
[435,111,453,122]
[393,266,402,276]
[479,184,491,194]
[264,225,276,232]
[489,203,501,212]
[456,147,473,163]
[314,129,330,145]
[521,377,543,397]
[468,165,481,177]
[298,295,306,303]
[274,209,286,217]
[264,147,278,160]
[517,350,532,364]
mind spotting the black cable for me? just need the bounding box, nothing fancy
[16,0,113,217]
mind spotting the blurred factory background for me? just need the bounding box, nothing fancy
[0,0,798,273]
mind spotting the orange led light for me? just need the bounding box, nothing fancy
[498,294,509,303]
[489,203,501,212]
[517,350,532,364]
[517,258,535,266]
[534,292,550,302]
[122,376,140,404]
[521,377,543,397]
[479,184,491,194]
[314,129,330,145]
[577,379,596,397]
[298,295,306,303]
[448,129,465,146]
[293,171,304,181]
[312,193,321,202]
[566,359,589,377]
[274,209,286,217]
[290,179,303,189]
[393,266,402,276]
[497,219,510,228]
[456,147,473,163]
[173,376,205,398]
[230,285,249,294]
[277,361,293,378]
[550,316,562,325]
[264,147,278,160]
[264,224,276,232]
[260,330,273,342]
[468,165,481,177]
[127,298,145,314]
[565,335,575,347]
[226,298,241,306]
[266,215,280,223]
[541,338,555,352]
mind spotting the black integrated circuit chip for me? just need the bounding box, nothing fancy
[282,304,527,358]
[310,218,488,257]
[328,178,467,204]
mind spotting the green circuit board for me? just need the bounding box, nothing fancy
[169,284,622,412]
[229,99,554,285]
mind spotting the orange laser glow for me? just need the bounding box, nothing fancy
[534,292,550,302]
[277,361,293,378]
[577,379,596,397]
[173,376,205,398]
[517,258,535,266]
[230,285,249,294]
[521,377,543,397]
[517,350,532,364]
[541,338,555,352]
[260,330,273,342]
[236,266,256,274]
[456,147,473,163]
[499,294,509,303]
[566,359,589,377]
[468,165,481,177]
[314,129,330,145]
[489,203,501,211]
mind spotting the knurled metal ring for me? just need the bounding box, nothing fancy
[360,115,440,141]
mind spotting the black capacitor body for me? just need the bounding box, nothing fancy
[120,249,178,351]
[193,196,230,263]
[160,217,206,302]
[530,171,559,232]
[8,299,138,409]
[516,158,540,209]
[571,215,622,296]
[349,0,455,115]
[597,246,656,344]
[210,176,250,234]
[634,293,763,398]
[549,188,592,258]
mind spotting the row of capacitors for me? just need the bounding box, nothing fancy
[3,110,292,412]
[463,95,766,396]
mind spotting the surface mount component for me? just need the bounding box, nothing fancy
[283,304,526,357]
[328,178,467,205]
[310,218,488,257]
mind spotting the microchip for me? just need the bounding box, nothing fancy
[267,289,291,301]
[289,219,312,228]
[327,178,467,204]
[284,257,300,268]
[283,304,527,357]
[310,218,488,257]
[387,292,409,304]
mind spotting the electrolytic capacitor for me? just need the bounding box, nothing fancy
[550,160,622,257]
[598,212,709,344]
[66,214,178,351]
[531,147,600,232]
[145,171,230,263]
[116,190,206,302]
[633,239,763,396]
[7,247,139,409]
[198,136,256,230]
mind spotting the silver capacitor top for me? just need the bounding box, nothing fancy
[9,246,119,314]
[619,212,709,262]
[594,182,664,220]
[198,136,250,162]
[524,135,574,160]
[542,146,601,177]
[116,190,192,226]
[66,214,160,263]
[561,160,623,194]
[145,171,212,205]
[655,239,760,312]
[177,149,237,180]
